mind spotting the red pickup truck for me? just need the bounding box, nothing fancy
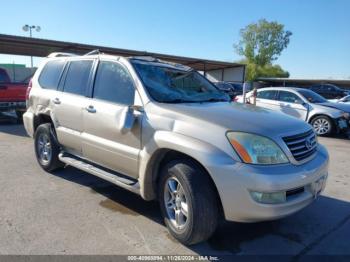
[0,68,29,120]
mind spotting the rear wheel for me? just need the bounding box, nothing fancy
[159,159,218,245]
[34,123,64,172]
[311,115,333,136]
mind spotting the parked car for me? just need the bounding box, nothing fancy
[236,87,350,136]
[24,53,329,245]
[213,81,243,99]
[0,68,29,120]
[329,95,350,104]
[309,84,349,99]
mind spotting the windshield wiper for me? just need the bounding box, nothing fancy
[163,98,229,103]
[162,99,198,104]
[199,98,229,103]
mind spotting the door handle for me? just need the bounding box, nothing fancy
[53,98,61,104]
[85,105,96,113]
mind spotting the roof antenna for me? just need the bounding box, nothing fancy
[84,49,100,56]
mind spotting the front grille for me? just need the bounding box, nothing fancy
[283,129,317,162]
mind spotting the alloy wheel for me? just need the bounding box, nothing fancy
[37,133,52,165]
[313,118,330,135]
[163,177,189,230]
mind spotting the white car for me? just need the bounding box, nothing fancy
[235,87,350,136]
[329,95,350,104]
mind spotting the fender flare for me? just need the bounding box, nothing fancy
[138,131,234,200]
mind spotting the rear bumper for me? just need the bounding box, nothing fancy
[0,101,26,112]
[207,145,329,222]
[23,111,35,138]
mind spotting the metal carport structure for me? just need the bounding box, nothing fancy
[0,34,245,83]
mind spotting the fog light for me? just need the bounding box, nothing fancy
[250,191,286,204]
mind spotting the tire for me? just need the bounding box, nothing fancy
[311,115,334,136]
[158,159,218,245]
[15,110,24,123]
[34,123,64,172]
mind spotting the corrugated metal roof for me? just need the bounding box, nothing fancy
[0,34,244,72]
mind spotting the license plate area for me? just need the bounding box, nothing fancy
[311,176,326,199]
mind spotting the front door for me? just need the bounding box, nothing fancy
[82,60,142,178]
[276,91,308,121]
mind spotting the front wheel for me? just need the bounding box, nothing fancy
[311,116,334,136]
[159,159,218,245]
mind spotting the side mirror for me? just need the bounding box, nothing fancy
[302,102,309,109]
[118,105,143,133]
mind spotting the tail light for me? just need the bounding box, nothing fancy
[26,79,32,101]
[233,96,239,102]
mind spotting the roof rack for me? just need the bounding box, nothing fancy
[47,52,77,58]
[84,49,101,56]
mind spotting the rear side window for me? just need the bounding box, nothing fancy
[38,60,66,90]
[63,60,93,96]
[93,61,135,105]
[257,90,277,100]
[311,85,321,91]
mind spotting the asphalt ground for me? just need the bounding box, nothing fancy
[0,112,349,257]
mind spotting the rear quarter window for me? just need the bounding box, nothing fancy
[38,60,66,90]
[63,60,93,96]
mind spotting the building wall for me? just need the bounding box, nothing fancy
[0,64,36,82]
[205,66,245,83]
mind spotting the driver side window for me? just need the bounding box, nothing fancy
[278,91,303,104]
[93,61,135,105]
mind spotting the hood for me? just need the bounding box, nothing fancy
[153,102,310,138]
[318,102,350,113]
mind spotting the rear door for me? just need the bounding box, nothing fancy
[52,59,94,155]
[276,91,308,120]
[255,90,279,111]
[82,60,142,178]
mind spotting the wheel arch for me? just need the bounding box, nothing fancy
[308,114,337,134]
[308,113,336,127]
[33,113,54,134]
[143,148,225,218]
[139,131,233,217]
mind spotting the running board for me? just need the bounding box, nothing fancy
[58,152,140,194]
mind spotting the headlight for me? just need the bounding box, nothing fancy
[226,132,289,165]
[341,111,350,119]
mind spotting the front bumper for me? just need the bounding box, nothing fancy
[336,117,350,133]
[207,144,329,222]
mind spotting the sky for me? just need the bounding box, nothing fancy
[0,0,349,79]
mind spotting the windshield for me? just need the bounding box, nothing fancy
[131,61,230,103]
[298,89,327,103]
[0,70,10,83]
[342,95,350,102]
[229,83,243,91]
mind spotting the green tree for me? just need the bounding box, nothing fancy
[235,19,292,81]
[245,62,290,81]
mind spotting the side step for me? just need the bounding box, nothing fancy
[58,152,140,194]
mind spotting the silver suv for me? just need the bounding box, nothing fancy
[23,53,329,245]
